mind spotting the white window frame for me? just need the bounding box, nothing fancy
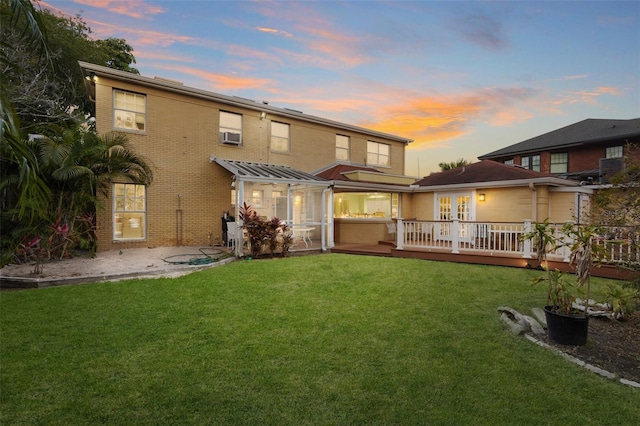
[550,152,568,174]
[113,90,146,132]
[336,134,350,161]
[113,183,146,240]
[270,122,290,153]
[367,141,390,167]
[220,111,242,146]
[606,146,623,158]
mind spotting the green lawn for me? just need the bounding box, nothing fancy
[1,254,638,425]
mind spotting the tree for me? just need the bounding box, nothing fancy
[3,127,153,262]
[592,143,640,289]
[1,0,145,264]
[438,158,469,172]
[0,1,138,129]
[1,0,51,223]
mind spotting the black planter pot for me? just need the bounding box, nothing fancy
[544,306,589,346]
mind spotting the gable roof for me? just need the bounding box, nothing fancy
[315,163,383,181]
[315,163,419,188]
[413,160,575,188]
[479,118,640,159]
[80,61,413,145]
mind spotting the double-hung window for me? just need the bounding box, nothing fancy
[113,183,146,240]
[336,135,350,161]
[220,111,242,145]
[606,146,623,158]
[521,154,540,171]
[367,141,390,167]
[550,153,568,173]
[270,122,290,153]
[113,90,145,132]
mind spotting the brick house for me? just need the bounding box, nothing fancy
[478,118,640,183]
[79,62,413,253]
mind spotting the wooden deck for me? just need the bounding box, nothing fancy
[331,241,634,281]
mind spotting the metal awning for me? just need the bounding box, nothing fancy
[211,156,329,186]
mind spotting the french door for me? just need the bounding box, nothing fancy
[436,193,473,240]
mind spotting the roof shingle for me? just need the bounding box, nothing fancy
[479,118,640,159]
[414,160,555,186]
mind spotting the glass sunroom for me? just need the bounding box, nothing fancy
[212,158,333,256]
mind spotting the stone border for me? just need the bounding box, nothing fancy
[524,334,640,388]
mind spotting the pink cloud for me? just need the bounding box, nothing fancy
[72,0,165,19]
[249,1,372,68]
[154,65,276,92]
[83,18,194,47]
[553,86,622,106]
[257,27,293,37]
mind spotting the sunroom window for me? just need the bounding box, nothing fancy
[334,193,397,219]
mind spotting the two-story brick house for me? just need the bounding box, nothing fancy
[478,118,640,183]
[79,62,413,253]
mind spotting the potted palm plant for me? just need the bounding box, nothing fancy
[522,220,589,345]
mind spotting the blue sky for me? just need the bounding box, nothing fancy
[43,0,639,176]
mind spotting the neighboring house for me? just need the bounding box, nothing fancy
[478,118,640,183]
[79,62,412,253]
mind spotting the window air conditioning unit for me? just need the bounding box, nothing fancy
[222,132,241,145]
[599,157,624,184]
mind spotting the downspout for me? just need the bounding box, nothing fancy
[529,182,537,222]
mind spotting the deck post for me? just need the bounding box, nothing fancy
[522,220,532,258]
[451,219,460,254]
[396,219,404,250]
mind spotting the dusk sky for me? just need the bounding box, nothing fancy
[42,0,639,176]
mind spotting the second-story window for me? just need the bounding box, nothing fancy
[367,141,390,167]
[521,155,540,171]
[113,90,145,132]
[606,146,623,158]
[336,134,350,161]
[550,152,568,173]
[220,111,242,145]
[271,122,290,153]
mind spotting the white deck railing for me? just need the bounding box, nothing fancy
[396,219,639,265]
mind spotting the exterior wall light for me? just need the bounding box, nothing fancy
[478,193,486,202]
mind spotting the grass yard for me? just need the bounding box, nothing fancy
[1,254,638,425]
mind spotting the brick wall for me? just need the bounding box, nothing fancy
[93,76,407,251]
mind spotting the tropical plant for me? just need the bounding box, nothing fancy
[522,219,577,313]
[2,128,153,264]
[239,202,293,258]
[438,158,469,172]
[0,0,51,224]
[562,222,608,316]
